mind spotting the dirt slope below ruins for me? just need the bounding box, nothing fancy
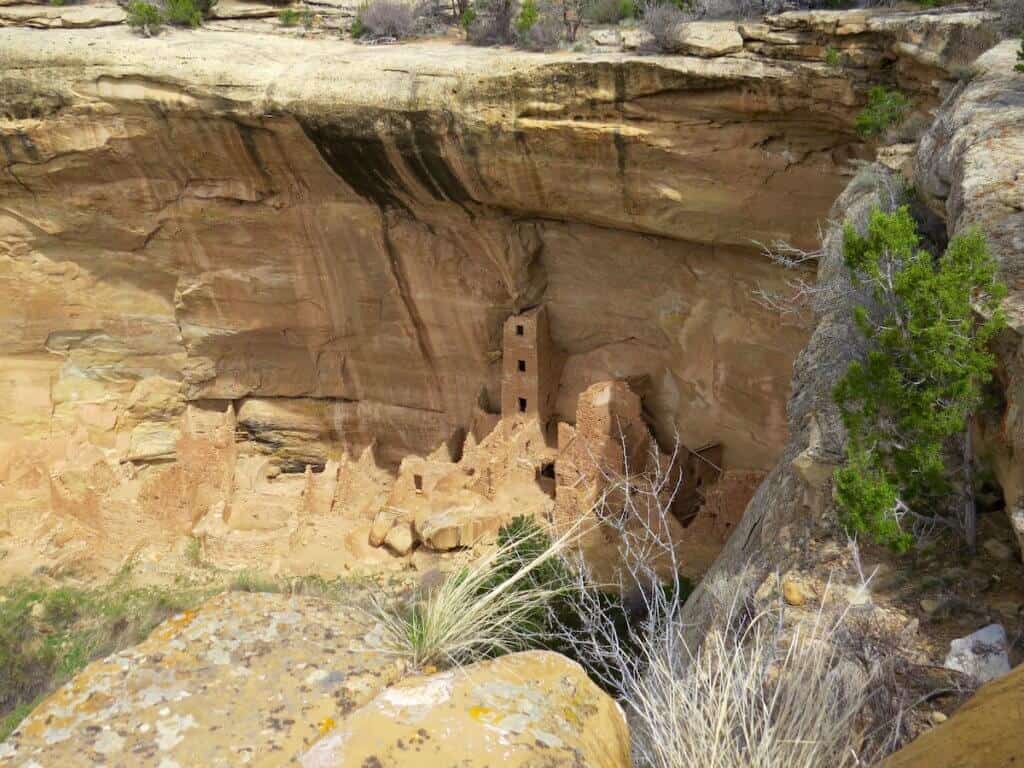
[0,6,1007,581]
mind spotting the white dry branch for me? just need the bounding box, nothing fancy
[550,433,883,768]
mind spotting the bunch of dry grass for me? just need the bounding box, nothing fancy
[367,520,578,669]
[629,598,873,768]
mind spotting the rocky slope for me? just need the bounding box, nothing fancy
[0,4,1001,579]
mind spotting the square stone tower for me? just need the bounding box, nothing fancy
[500,306,559,429]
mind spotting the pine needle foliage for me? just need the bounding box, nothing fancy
[833,206,1006,551]
[854,87,910,138]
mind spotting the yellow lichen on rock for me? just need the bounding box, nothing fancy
[299,651,631,768]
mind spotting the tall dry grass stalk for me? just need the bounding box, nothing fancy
[629,598,872,768]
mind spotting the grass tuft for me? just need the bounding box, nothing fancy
[369,516,577,669]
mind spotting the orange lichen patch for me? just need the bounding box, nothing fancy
[317,717,336,735]
[152,608,198,641]
[467,705,495,722]
[75,690,115,715]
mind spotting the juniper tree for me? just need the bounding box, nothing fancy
[832,206,1006,552]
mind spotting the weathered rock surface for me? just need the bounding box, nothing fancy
[943,623,1011,684]
[300,651,631,768]
[0,593,629,768]
[0,591,407,766]
[880,661,1024,768]
[665,21,744,57]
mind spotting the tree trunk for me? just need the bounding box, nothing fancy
[964,418,977,554]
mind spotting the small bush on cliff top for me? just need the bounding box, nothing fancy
[1017,37,1024,73]
[514,0,563,50]
[855,86,910,138]
[163,0,203,26]
[127,0,163,34]
[833,206,1006,551]
[357,0,416,37]
[585,0,635,24]
[642,0,690,50]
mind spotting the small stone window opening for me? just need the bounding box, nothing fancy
[541,462,555,479]
[518,397,527,413]
[517,360,526,373]
[516,324,524,336]
[413,474,423,492]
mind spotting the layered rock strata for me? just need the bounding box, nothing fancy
[0,7,1000,577]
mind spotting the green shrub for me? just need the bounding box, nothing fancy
[164,0,203,26]
[833,206,1007,550]
[825,45,840,68]
[350,14,366,36]
[127,0,163,35]
[515,0,539,34]
[854,86,910,138]
[229,571,281,594]
[279,7,299,25]
[1017,37,1024,73]
[586,0,634,23]
[459,6,477,29]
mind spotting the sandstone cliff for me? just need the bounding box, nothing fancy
[0,6,1001,577]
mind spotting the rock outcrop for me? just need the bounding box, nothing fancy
[300,651,631,768]
[914,39,1024,559]
[678,31,1024,666]
[879,661,1024,768]
[0,592,630,768]
[0,591,408,766]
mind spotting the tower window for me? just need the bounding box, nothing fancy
[517,360,526,373]
[516,324,524,336]
[413,474,423,492]
[518,397,527,413]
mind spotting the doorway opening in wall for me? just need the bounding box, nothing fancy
[516,324,524,336]
[518,360,526,373]
[540,462,555,479]
[413,474,423,492]
[518,397,527,413]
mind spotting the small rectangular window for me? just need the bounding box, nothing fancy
[413,474,423,491]
[517,360,526,373]
[518,397,527,413]
[516,324,524,336]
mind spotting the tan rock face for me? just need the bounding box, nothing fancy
[299,650,631,768]
[879,662,1024,768]
[0,9,998,577]
[0,591,408,767]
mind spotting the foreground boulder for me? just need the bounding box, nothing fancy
[300,651,631,768]
[0,592,405,767]
[880,662,1024,768]
[0,594,629,768]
